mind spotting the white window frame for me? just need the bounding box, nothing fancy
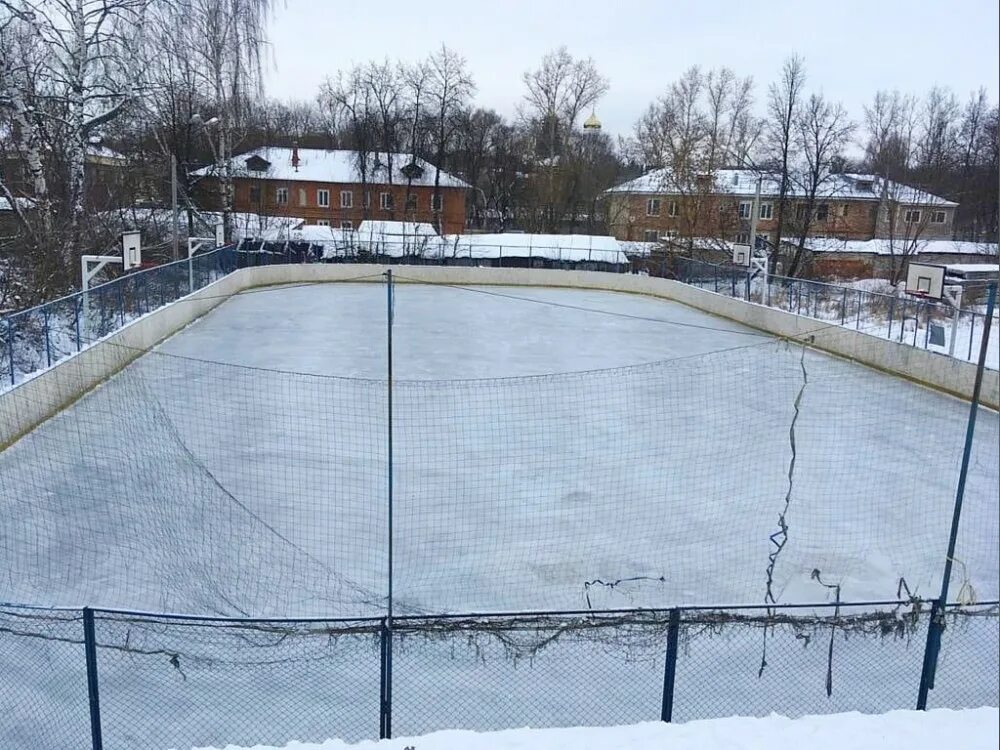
[431,193,443,212]
[317,189,331,208]
[666,200,678,217]
[379,191,394,210]
[340,220,353,230]
[904,209,922,224]
[758,202,773,220]
[298,188,307,206]
[363,191,371,209]
[931,210,947,224]
[738,201,752,219]
[316,219,330,226]
[340,190,353,209]
[646,198,661,217]
[642,229,659,242]
[275,187,288,205]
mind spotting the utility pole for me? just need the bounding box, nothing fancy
[171,154,180,261]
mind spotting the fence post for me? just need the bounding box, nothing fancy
[917,282,997,710]
[42,309,52,367]
[379,618,393,739]
[74,297,82,352]
[745,271,751,301]
[117,279,125,327]
[83,607,104,750]
[840,287,848,325]
[887,296,895,340]
[660,608,681,722]
[7,318,16,385]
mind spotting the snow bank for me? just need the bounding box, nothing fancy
[192,709,997,750]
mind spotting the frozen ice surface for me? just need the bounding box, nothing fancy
[0,283,996,617]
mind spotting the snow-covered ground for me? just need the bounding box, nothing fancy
[1,284,997,616]
[191,709,999,750]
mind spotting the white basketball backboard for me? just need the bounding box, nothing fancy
[121,231,142,269]
[905,262,945,300]
[732,244,751,266]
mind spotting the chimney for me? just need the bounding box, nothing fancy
[291,141,300,172]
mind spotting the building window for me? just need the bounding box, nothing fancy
[431,193,443,212]
[340,190,353,208]
[249,185,261,203]
[316,219,330,226]
[735,232,750,244]
[363,191,371,209]
[643,229,659,242]
[646,198,661,217]
[759,202,773,220]
[275,187,288,205]
[298,189,307,206]
[340,221,353,230]
[738,201,752,219]
[904,209,922,224]
[816,203,829,221]
[667,200,678,217]
[317,189,330,208]
[404,193,417,211]
[841,204,850,217]
[380,192,394,210]
[795,204,806,220]
[931,210,947,224]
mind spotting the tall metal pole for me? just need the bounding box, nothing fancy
[383,267,394,738]
[386,267,394,622]
[171,154,180,261]
[917,281,996,709]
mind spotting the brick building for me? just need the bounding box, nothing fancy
[193,147,469,234]
[603,169,957,247]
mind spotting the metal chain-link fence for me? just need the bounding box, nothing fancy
[1,601,996,750]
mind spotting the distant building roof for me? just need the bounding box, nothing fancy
[193,147,471,189]
[798,238,997,257]
[605,168,957,207]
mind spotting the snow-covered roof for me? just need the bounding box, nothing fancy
[357,220,439,240]
[192,147,471,189]
[945,263,999,274]
[436,233,626,263]
[605,168,956,207]
[799,238,998,257]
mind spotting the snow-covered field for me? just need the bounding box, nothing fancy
[192,708,999,750]
[1,283,997,616]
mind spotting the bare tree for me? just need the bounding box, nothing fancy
[319,65,377,222]
[425,45,475,231]
[521,47,608,231]
[786,94,853,277]
[760,55,806,270]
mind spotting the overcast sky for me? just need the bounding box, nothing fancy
[263,0,1000,141]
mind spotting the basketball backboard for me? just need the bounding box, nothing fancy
[732,244,751,266]
[121,231,142,269]
[905,262,945,300]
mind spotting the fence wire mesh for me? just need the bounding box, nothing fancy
[0,266,997,749]
[0,603,995,750]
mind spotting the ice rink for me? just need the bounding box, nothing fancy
[1,282,997,616]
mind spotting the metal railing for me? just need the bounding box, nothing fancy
[0,598,994,750]
[668,256,998,367]
[0,247,238,390]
